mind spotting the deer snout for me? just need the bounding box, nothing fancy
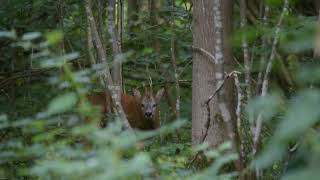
[145,112,153,118]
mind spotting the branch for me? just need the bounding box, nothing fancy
[136,80,191,90]
[192,46,217,64]
[205,71,239,106]
[0,69,48,89]
[188,71,240,167]
[253,0,289,157]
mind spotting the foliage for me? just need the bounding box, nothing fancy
[1,0,320,179]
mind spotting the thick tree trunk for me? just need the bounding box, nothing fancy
[192,0,241,171]
[192,0,228,147]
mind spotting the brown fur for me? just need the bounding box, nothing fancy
[85,90,163,130]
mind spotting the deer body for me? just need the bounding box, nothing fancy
[86,88,164,130]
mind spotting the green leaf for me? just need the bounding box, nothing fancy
[276,89,320,139]
[0,30,16,39]
[46,92,77,115]
[281,168,320,180]
[143,47,153,55]
[193,142,209,153]
[252,142,286,169]
[246,93,282,123]
[266,0,284,7]
[0,114,7,122]
[22,32,41,41]
[46,31,63,45]
[217,141,232,152]
[40,52,79,68]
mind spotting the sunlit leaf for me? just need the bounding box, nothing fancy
[46,31,63,45]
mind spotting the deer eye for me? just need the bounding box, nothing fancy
[141,104,145,107]
[152,104,157,107]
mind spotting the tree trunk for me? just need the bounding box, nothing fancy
[149,0,161,53]
[192,0,240,169]
[316,0,320,12]
[127,0,139,35]
[85,0,132,131]
[192,0,227,147]
[108,0,123,92]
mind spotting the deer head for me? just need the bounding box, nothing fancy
[132,88,165,119]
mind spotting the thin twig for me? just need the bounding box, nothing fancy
[188,71,240,167]
[205,71,239,106]
[136,80,191,90]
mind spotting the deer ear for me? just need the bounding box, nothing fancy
[155,88,165,102]
[133,89,141,99]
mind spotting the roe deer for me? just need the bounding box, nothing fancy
[86,88,164,130]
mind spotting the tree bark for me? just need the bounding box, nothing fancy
[240,0,251,101]
[149,0,161,53]
[315,0,320,13]
[192,0,242,171]
[127,0,139,35]
[85,0,132,131]
[192,0,223,146]
[192,0,231,147]
[314,4,320,57]
[108,0,123,92]
[170,0,180,120]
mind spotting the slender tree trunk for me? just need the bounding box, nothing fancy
[118,0,123,47]
[127,0,139,35]
[97,0,105,44]
[87,14,97,65]
[314,5,320,57]
[170,0,180,120]
[149,0,161,53]
[252,1,289,178]
[108,0,123,92]
[238,0,249,168]
[315,0,320,13]
[215,0,243,172]
[240,0,251,101]
[85,0,132,131]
